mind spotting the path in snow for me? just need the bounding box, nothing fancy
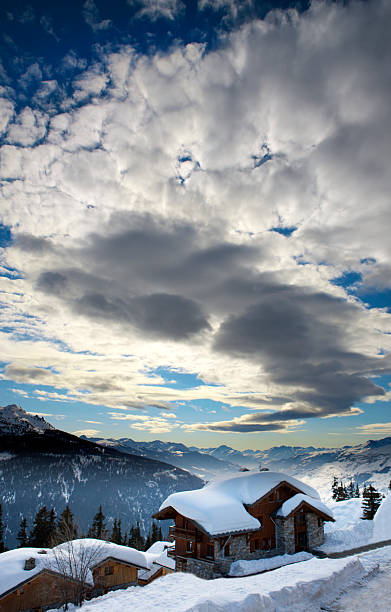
[326,560,391,611]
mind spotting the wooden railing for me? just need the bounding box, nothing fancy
[169,526,197,540]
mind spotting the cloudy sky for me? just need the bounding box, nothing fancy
[1,0,391,450]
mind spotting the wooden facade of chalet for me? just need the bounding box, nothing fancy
[154,480,334,579]
[0,568,85,612]
[92,556,146,595]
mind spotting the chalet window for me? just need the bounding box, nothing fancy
[224,543,230,557]
[104,566,114,575]
[318,518,322,527]
[186,540,193,552]
[206,544,214,559]
[183,519,189,529]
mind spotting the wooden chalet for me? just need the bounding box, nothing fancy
[153,471,334,579]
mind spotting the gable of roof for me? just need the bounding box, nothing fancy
[275,493,335,521]
[91,555,149,571]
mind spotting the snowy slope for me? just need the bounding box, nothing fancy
[46,556,366,612]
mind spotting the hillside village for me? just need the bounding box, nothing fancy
[1,468,391,612]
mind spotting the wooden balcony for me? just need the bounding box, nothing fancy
[169,526,197,540]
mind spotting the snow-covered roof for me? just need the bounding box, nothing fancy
[276,494,334,520]
[139,541,175,581]
[157,470,321,536]
[0,540,151,598]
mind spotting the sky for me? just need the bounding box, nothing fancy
[1,0,391,451]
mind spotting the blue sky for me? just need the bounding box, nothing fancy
[1,0,391,450]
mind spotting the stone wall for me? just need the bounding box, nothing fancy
[214,534,283,563]
[275,517,295,554]
[306,513,325,549]
[184,558,215,580]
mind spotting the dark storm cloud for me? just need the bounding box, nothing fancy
[213,283,388,425]
[4,365,54,382]
[30,211,391,419]
[76,291,210,340]
[33,214,260,341]
[15,234,54,254]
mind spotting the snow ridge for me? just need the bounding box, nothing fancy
[0,404,55,435]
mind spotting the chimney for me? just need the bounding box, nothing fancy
[24,557,36,570]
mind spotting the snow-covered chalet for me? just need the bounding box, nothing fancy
[153,471,334,579]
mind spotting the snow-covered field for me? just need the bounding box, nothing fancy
[51,556,366,612]
[45,493,391,611]
[228,551,313,577]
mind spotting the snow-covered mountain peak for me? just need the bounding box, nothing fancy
[0,404,55,435]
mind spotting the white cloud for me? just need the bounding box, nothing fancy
[133,0,185,21]
[82,0,111,32]
[356,422,391,435]
[72,428,101,437]
[1,0,391,437]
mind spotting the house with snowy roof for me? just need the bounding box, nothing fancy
[153,470,334,579]
[0,540,153,612]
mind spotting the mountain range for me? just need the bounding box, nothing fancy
[0,405,203,547]
[88,435,391,500]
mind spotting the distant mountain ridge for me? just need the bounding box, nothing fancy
[88,436,391,499]
[84,436,239,480]
[0,405,203,548]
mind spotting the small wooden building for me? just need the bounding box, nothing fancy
[91,555,149,595]
[0,568,88,612]
[153,471,334,579]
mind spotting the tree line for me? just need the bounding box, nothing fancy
[331,476,386,520]
[0,503,163,552]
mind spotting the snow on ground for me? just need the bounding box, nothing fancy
[327,545,391,611]
[229,551,313,576]
[320,498,373,552]
[371,493,391,543]
[49,556,365,612]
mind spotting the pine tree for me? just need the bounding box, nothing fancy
[88,506,107,540]
[335,481,348,501]
[17,517,28,548]
[361,484,383,520]
[347,481,355,499]
[111,519,123,545]
[354,483,360,498]
[0,504,6,553]
[48,508,57,545]
[128,521,144,550]
[331,476,339,500]
[29,506,52,547]
[57,506,78,542]
[144,530,152,551]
